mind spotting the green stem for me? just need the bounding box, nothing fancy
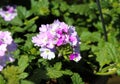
[24,16,39,25]
[95,68,117,76]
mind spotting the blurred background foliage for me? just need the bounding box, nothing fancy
[0,0,120,84]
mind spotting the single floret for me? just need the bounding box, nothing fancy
[0,5,17,21]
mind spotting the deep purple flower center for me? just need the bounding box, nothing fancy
[2,6,15,13]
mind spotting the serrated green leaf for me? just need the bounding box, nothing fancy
[2,66,20,84]
[92,42,119,69]
[92,45,110,68]
[31,0,49,15]
[47,68,63,78]
[11,26,25,33]
[15,38,24,43]
[81,31,101,42]
[68,4,90,15]
[71,73,84,84]
[53,62,62,70]
[22,40,33,50]
[13,49,20,59]
[62,70,73,75]
[18,55,29,72]
[51,0,59,9]
[117,69,120,76]
[51,9,60,16]
[17,6,32,19]
[64,16,74,25]
[27,24,37,32]
[19,73,28,79]
[10,16,23,26]
[60,1,69,12]
[0,75,5,84]
[24,20,35,31]
[21,80,34,84]
[80,43,91,51]
[93,22,104,33]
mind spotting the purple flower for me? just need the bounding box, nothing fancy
[69,35,77,46]
[39,24,49,32]
[7,41,17,52]
[32,33,48,47]
[56,35,65,46]
[0,31,17,71]
[0,5,17,21]
[40,48,55,60]
[32,19,81,61]
[0,65,3,71]
[0,53,14,71]
[69,53,81,62]
[0,31,13,45]
[0,31,13,56]
[0,44,7,56]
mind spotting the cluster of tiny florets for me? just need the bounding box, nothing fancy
[32,20,81,62]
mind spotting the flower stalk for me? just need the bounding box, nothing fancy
[96,0,108,41]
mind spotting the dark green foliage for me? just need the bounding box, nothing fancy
[71,73,84,84]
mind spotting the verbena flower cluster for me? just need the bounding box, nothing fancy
[32,20,81,62]
[0,5,17,21]
[0,31,17,71]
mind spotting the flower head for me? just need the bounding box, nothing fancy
[0,31,17,71]
[32,20,81,62]
[0,5,17,21]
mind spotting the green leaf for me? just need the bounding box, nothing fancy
[27,24,37,32]
[2,66,20,84]
[0,75,5,84]
[46,63,72,79]
[19,73,28,79]
[21,80,34,84]
[81,31,101,42]
[15,38,24,43]
[71,73,84,84]
[93,22,104,33]
[92,42,119,69]
[80,43,91,51]
[13,49,20,59]
[60,1,69,12]
[51,0,59,9]
[22,40,33,50]
[31,0,49,15]
[68,4,90,15]
[80,31,101,51]
[117,69,120,76]
[18,55,29,72]
[11,26,25,33]
[62,70,73,75]
[17,6,32,19]
[10,16,23,26]
[21,34,35,51]
[64,16,74,25]
[51,9,60,16]
[47,67,63,79]
[53,62,62,70]
[23,20,35,31]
